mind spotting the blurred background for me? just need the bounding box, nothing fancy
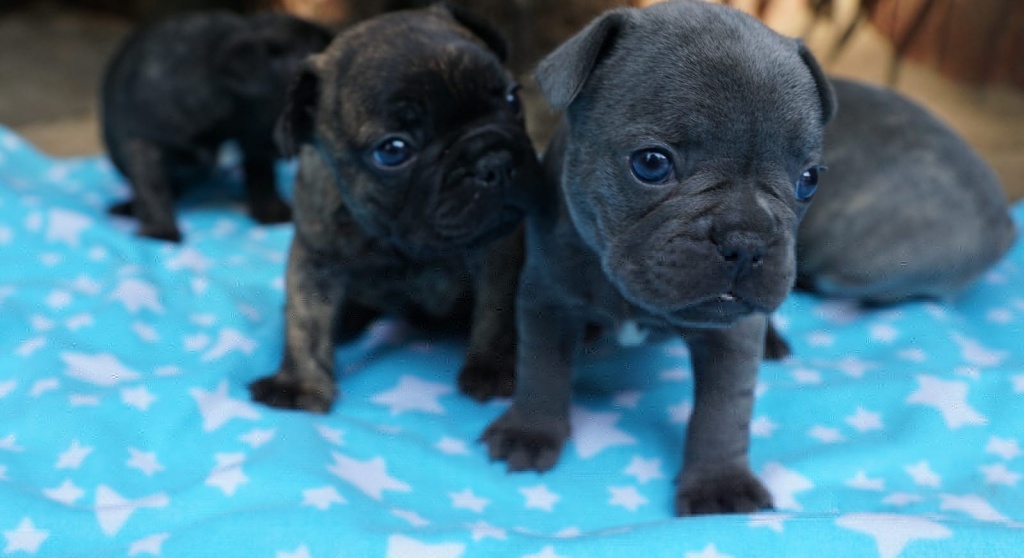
[1,0,1021,200]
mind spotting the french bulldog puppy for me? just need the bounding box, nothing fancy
[101,11,332,242]
[797,77,1018,304]
[482,0,835,516]
[248,5,543,412]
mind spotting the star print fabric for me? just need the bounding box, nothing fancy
[1,127,1023,557]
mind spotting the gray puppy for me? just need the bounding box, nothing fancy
[798,78,1018,304]
[248,5,543,412]
[482,0,835,516]
[102,11,332,242]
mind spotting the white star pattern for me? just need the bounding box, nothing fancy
[392,509,430,527]
[571,407,637,459]
[55,440,92,469]
[608,486,647,512]
[836,513,951,558]
[108,277,164,314]
[939,493,1010,523]
[200,329,257,362]
[277,545,312,558]
[328,452,411,501]
[761,462,814,511]
[239,428,276,448]
[62,352,141,387]
[751,416,779,438]
[792,368,822,384]
[685,544,733,558]
[127,448,164,476]
[190,380,261,432]
[95,485,170,536]
[523,546,566,558]
[0,380,15,399]
[667,400,693,424]
[980,463,1021,487]
[385,535,464,558]
[845,471,885,491]
[450,488,489,513]
[128,533,170,556]
[905,461,942,488]
[809,425,846,444]
[845,407,884,432]
[302,486,347,510]
[882,493,925,507]
[623,456,664,484]
[748,513,791,533]
[316,424,345,445]
[1012,373,1024,393]
[436,437,469,455]
[906,375,988,429]
[29,378,59,397]
[467,520,506,541]
[0,434,24,452]
[985,436,1021,460]
[371,375,452,415]
[3,518,48,554]
[520,484,560,512]
[121,386,157,411]
[43,479,85,505]
[206,453,248,496]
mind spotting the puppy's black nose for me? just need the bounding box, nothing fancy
[474,151,515,188]
[714,233,766,278]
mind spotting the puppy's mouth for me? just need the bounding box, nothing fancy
[667,291,760,327]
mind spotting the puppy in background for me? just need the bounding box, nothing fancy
[101,11,332,242]
[482,1,835,516]
[248,5,543,412]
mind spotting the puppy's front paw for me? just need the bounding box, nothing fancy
[675,464,773,516]
[481,408,569,472]
[249,374,335,413]
[457,355,515,402]
[250,199,293,224]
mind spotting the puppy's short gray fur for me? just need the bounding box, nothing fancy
[481,0,835,516]
[102,11,332,242]
[798,78,1017,304]
[248,5,543,412]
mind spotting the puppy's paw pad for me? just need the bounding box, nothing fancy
[481,410,568,472]
[675,466,773,516]
[457,358,515,402]
[249,376,333,413]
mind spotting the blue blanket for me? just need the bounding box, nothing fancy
[1,125,1022,557]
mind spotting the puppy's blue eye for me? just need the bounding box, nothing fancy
[506,87,522,115]
[629,149,674,184]
[796,167,820,201]
[372,137,413,168]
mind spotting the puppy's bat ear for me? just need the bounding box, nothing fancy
[437,3,508,62]
[796,40,837,125]
[275,60,320,158]
[535,9,629,111]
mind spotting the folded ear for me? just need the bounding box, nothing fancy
[796,40,837,125]
[275,61,320,158]
[438,2,508,62]
[534,9,629,111]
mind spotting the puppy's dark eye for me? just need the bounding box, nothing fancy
[505,86,523,116]
[796,166,821,201]
[629,148,674,184]
[372,137,413,168]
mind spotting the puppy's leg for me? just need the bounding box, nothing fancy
[249,236,343,412]
[481,292,581,471]
[122,139,182,242]
[334,301,381,344]
[242,148,292,224]
[458,229,524,401]
[676,314,773,516]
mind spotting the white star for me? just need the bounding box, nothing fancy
[392,508,430,527]
[43,479,85,505]
[95,485,170,536]
[751,416,779,438]
[45,290,72,310]
[623,456,664,484]
[239,428,276,448]
[0,465,6,480]
[809,425,845,443]
[206,453,248,496]
[122,386,157,411]
[69,394,100,407]
[987,308,1013,324]
[905,461,942,488]
[939,494,1010,523]
[761,462,814,511]
[29,378,59,397]
[316,424,345,445]
[554,527,581,538]
[1013,374,1024,393]
[748,513,791,533]
[806,331,834,347]
[660,366,691,381]
[0,380,15,399]
[109,278,164,314]
[685,544,733,558]
[667,400,693,424]
[184,334,210,353]
[845,407,884,432]
[950,332,1008,367]
[898,348,928,362]
[467,520,507,541]
[3,518,48,554]
[385,535,464,558]
[907,375,988,429]
[71,275,102,296]
[791,368,821,384]
[55,440,92,469]
[523,545,566,558]
[882,493,924,507]
[845,471,885,491]
[815,300,862,324]
[870,323,899,343]
[450,488,489,513]
[985,436,1021,460]
[436,437,469,455]
[277,545,311,558]
[190,380,261,432]
[166,247,212,273]
[520,484,560,512]
[371,375,452,415]
[127,448,164,476]
[613,390,643,408]
[200,329,257,362]
[16,338,45,358]
[608,486,647,512]
[132,322,160,342]
[62,352,141,386]
[302,486,346,510]
[128,533,170,556]
[328,452,411,501]
[980,463,1021,487]
[836,513,951,558]
[571,407,637,459]
[30,315,54,332]
[835,356,877,379]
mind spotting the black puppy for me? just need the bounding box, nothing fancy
[101,11,332,242]
[248,5,543,412]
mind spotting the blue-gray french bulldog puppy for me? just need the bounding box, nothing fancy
[798,78,1017,303]
[481,0,835,516]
